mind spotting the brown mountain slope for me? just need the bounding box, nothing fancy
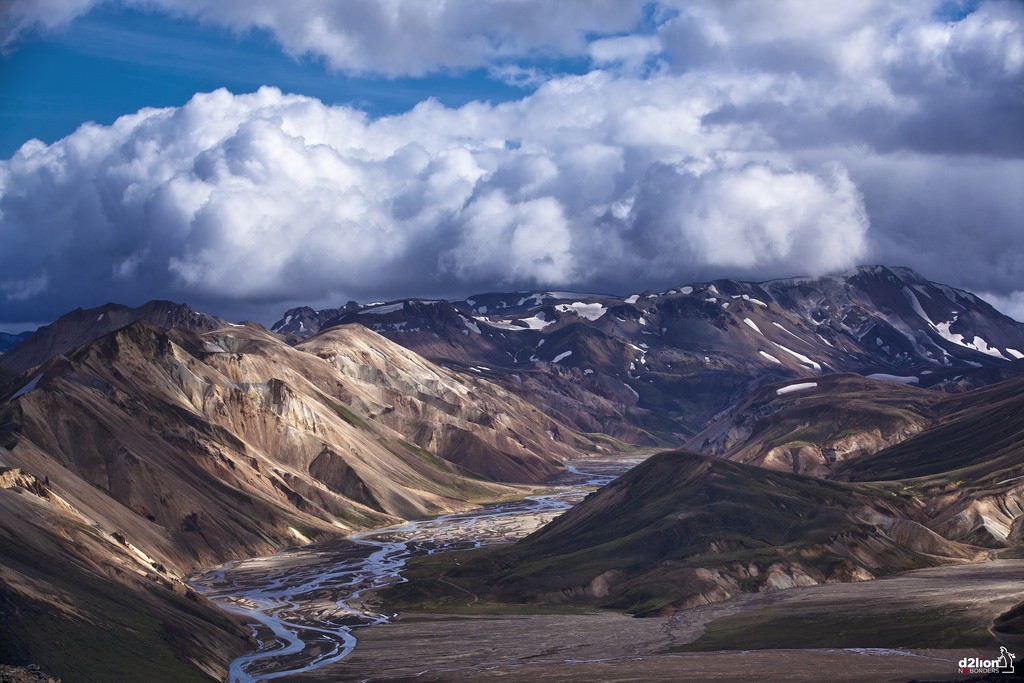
[833,375,1024,548]
[389,451,981,617]
[0,320,587,679]
[687,371,1024,549]
[685,373,945,477]
[0,469,250,682]
[296,325,586,482]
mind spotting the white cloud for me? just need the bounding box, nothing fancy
[1,1,1023,321]
[1,273,49,301]
[0,0,645,73]
[0,81,878,318]
[588,34,662,73]
[633,162,868,275]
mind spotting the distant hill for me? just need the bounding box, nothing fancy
[0,300,228,374]
[0,331,32,354]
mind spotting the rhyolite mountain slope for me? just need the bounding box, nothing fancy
[687,371,1024,546]
[1,321,585,563]
[688,370,1024,546]
[0,467,252,682]
[273,266,1024,442]
[0,319,590,680]
[833,375,1024,549]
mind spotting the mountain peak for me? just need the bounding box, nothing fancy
[0,300,227,374]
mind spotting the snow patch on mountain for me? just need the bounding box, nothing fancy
[776,382,817,395]
[11,374,42,400]
[934,320,1008,359]
[556,302,607,321]
[517,294,545,307]
[867,373,920,384]
[902,287,931,322]
[361,302,405,315]
[772,342,822,371]
[772,321,807,343]
[518,312,555,330]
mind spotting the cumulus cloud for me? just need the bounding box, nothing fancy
[627,162,868,276]
[0,82,873,321]
[1,0,1023,323]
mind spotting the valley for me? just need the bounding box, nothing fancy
[188,454,648,681]
[1,265,1022,681]
[4,2,1024,681]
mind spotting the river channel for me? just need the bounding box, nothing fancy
[189,454,647,682]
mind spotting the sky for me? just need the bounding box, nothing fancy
[1,0,1023,330]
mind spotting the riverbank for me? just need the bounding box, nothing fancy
[291,559,1024,681]
[188,453,650,681]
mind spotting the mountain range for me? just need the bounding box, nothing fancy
[1,265,1023,680]
[273,265,1024,442]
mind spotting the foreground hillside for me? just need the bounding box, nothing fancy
[389,450,983,616]
[0,318,588,680]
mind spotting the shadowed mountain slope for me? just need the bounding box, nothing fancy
[390,451,981,617]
